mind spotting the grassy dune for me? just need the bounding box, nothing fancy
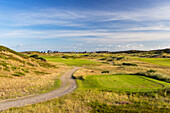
[135,58,170,66]
[0,46,70,99]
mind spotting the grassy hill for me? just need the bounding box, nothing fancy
[0,45,55,77]
[0,45,69,99]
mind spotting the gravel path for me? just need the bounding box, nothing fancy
[0,67,80,111]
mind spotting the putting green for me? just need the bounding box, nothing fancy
[77,75,169,92]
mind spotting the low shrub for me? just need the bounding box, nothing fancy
[62,55,69,59]
[76,76,84,80]
[116,57,124,60]
[101,71,109,73]
[37,57,46,61]
[62,55,78,59]
[82,55,89,57]
[30,55,46,61]
[147,69,157,73]
[99,57,107,60]
[107,59,113,61]
[102,62,109,64]
[122,63,137,66]
[30,54,38,58]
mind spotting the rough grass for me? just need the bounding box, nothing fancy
[0,57,70,100]
[42,55,99,66]
[77,75,170,92]
[135,58,170,67]
[2,88,170,113]
[0,67,66,100]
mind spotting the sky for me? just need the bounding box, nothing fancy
[0,0,170,52]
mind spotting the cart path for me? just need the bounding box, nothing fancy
[0,67,81,111]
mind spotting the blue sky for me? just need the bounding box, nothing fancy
[0,0,170,52]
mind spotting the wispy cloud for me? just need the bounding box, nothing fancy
[0,3,170,31]
[2,4,170,27]
[0,3,170,51]
[0,29,169,42]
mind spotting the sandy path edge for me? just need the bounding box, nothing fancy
[0,67,81,111]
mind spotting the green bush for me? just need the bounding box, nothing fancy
[122,63,137,66]
[116,57,124,60]
[75,76,84,80]
[62,55,77,59]
[30,55,46,61]
[147,69,157,73]
[102,62,109,64]
[37,57,46,61]
[62,55,69,59]
[107,59,113,61]
[30,54,38,58]
[99,57,107,60]
[101,71,109,73]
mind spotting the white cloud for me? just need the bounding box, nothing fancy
[0,29,169,43]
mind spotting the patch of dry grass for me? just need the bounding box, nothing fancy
[2,90,170,113]
[0,64,70,100]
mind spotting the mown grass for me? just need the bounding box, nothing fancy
[42,55,99,66]
[135,58,170,66]
[77,75,170,92]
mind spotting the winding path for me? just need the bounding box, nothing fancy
[0,67,81,111]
